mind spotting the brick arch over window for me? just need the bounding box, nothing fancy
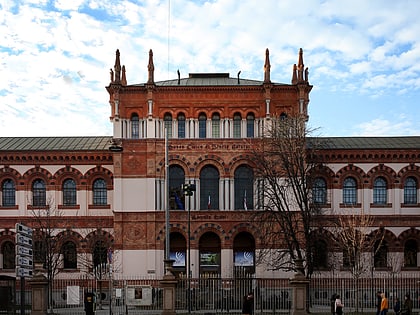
[397,164,420,189]
[366,164,397,189]
[56,229,84,248]
[0,167,22,184]
[335,164,366,189]
[397,228,420,251]
[309,165,335,189]
[228,156,256,175]
[193,157,225,178]
[156,156,192,177]
[0,230,15,244]
[85,229,114,249]
[156,223,188,246]
[309,228,336,250]
[22,167,54,187]
[53,167,84,186]
[367,228,399,251]
[193,224,228,248]
[227,223,259,247]
[84,166,113,188]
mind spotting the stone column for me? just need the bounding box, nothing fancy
[160,259,177,315]
[29,269,48,315]
[289,260,309,315]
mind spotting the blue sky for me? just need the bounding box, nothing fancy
[1,0,419,137]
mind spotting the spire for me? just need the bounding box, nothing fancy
[147,49,155,84]
[292,48,309,84]
[264,48,271,83]
[297,48,304,82]
[121,65,127,86]
[114,49,121,83]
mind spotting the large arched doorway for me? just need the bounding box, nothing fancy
[233,232,255,275]
[169,232,187,276]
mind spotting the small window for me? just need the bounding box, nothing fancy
[2,179,15,207]
[62,241,77,269]
[246,113,255,138]
[93,179,107,205]
[164,113,173,138]
[1,241,15,269]
[63,179,77,206]
[404,239,417,268]
[233,113,241,138]
[373,177,387,205]
[199,113,206,138]
[404,177,417,205]
[212,113,220,138]
[313,178,327,204]
[33,179,46,207]
[131,114,139,139]
[178,113,186,138]
[343,177,357,205]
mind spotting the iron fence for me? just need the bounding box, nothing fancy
[6,272,420,314]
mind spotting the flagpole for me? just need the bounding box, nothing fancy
[165,127,170,262]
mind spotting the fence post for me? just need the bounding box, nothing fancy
[29,267,48,315]
[161,259,177,315]
[289,260,310,315]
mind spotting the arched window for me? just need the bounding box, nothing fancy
[2,179,15,207]
[93,179,107,205]
[374,240,388,268]
[234,165,254,210]
[200,166,219,210]
[199,232,221,274]
[199,113,207,138]
[33,179,46,207]
[246,113,255,138]
[404,177,417,205]
[177,113,186,139]
[373,177,387,205]
[280,112,287,120]
[131,114,139,139]
[212,113,220,138]
[169,165,185,210]
[233,113,241,138]
[313,177,327,204]
[312,239,328,270]
[62,241,77,269]
[93,240,108,269]
[164,113,173,138]
[343,177,357,205]
[63,179,76,206]
[404,239,418,268]
[1,241,15,269]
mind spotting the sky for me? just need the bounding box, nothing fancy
[1,0,419,137]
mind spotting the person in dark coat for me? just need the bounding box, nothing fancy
[242,292,254,315]
[376,291,383,315]
[400,294,413,315]
[331,293,337,315]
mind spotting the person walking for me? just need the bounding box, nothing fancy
[400,293,413,315]
[376,291,383,315]
[335,294,344,315]
[393,297,401,315]
[380,292,389,315]
[331,293,337,315]
[242,292,254,315]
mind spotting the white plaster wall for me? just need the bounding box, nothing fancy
[113,178,157,211]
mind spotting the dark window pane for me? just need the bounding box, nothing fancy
[404,177,417,205]
[33,179,46,207]
[2,241,15,269]
[131,114,139,139]
[93,179,107,205]
[178,114,186,138]
[199,113,206,138]
[234,166,253,210]
[63,179,77,206]
[246,114,254,138]
[2,179,15,206]
[62,241,77,269]
[169,165,185,210]
[343,177,357,205]
[200,166,219,210]
[373,177,387,205]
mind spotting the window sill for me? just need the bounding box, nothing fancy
[401,203,420,208]
[58,205,81,210]
[369,203,392,208]
[0,205,18,210]
[339,203,362,208]
[88,204,111,209]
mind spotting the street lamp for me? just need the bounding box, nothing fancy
[182,183,196,313]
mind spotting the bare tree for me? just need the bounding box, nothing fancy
[30,197,64,314]
[251,114,323,277]
[332,208,385,313]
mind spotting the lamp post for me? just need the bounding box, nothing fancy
[182,183,195,313]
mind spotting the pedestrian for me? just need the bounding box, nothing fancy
[393,297,400,314]
[242,292,254,315]
[376,291,383,315]
[335,294,344,315]
[380,292,389,315]
[331,293,337,315]
[400,293,413,315]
